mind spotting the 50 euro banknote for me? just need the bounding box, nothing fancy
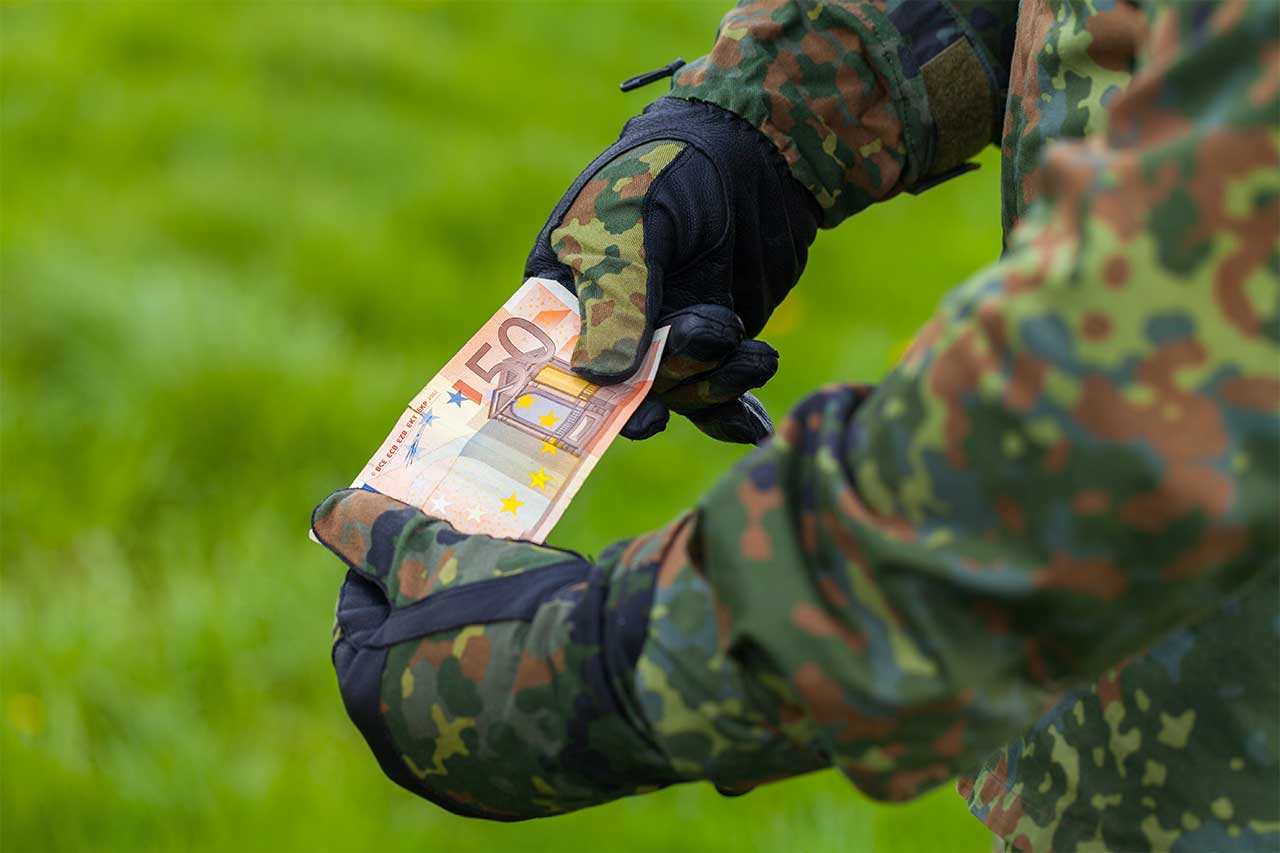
[321,277,666,544]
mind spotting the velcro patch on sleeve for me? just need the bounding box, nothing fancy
[920,38,995,176]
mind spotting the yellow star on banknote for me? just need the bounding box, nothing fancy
[540,440,557,455]
[538,411,560,428]
[500,493,523,515]
[528,467,550,490]
[515,394,534,410]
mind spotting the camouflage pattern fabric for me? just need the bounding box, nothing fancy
[551,140,685,378]
[316,0,1279,843]
[962,570,1279,851]
[1000,0,1146,237]
[669,0,1017,226]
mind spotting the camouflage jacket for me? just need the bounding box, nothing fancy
[314,1,1279,849]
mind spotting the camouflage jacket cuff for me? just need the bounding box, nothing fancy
[315,489,682,820]
[668,0,1006,226]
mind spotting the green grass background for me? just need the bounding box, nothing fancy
[1,2,1004,850]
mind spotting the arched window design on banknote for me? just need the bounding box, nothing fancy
[472,314,638,458]
[489,357,631,457]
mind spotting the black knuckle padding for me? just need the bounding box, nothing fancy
[688,393,774,445]
[621,396,671,441]
[661,304,744,362]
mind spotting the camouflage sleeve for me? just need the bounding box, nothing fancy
[646,0,1279,800]
[669,0,1018,225]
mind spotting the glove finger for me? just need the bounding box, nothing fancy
[313,488,440,606]
[651,304,745,395]
[686,393,774,445]
[662,339,780,414]
[553,143,688,383]
[621,396,671,440]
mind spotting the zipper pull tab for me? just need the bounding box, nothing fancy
[619,58,687,93]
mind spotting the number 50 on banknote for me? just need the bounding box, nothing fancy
[323,278,666,544]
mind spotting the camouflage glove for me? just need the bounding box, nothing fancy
[526,97,822,444]
[313,488,828,819]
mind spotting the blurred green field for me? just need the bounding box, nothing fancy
[1,2,1004,850]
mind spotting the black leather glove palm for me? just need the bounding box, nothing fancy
[526,97,821,443]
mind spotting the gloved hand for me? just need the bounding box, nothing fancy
[526,97,822,444]
[312,488,827,819]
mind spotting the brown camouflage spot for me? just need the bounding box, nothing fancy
[884,764,951,802]
[779,413,803,446]
[1095,667,1122,710]
[1043,438,1071,474]
[656,518,697,590]
[314,491,404,564]
[800,510,819,555]
[331,526,369,568]
[560,177,607,229]
[764,50,803,137]
[397,558,432,601]
[409,637,454,669]
[1072,490,1111,515]
[1085,2,1144,73]
[512,652,554,691]
[739,477,784,561]
[553,234,584,273]
[793,662,896,740]
[1076,347,1232,524]
[1212,0,1250,33]
[798,29,840,66]
[618,528,659,570]
[831,483,917,543]
[1081,311,1112,340]
[1032,552,1129,601]
[1163,525,1249,580]
[995,496,1027,533]
[588,299,615,327]
[931,719,967,759]
[1186,129,1278,337]
[705,27,743,68]
[1120,463,1235,531]
[629,290,647,311]
[1221,376,1280,412]
[675,63,708,87]
[978,753,1010,806]
[978,764,1029,837]
[1005,351,1047,413]
[816,573,849,610]
[1103,255,1130,289]
[790,602,865,653]
[930,326,998,468]
[1249,42,1280,107]
[617,169,656,200]
[1088,152,1183,242]
[458,633,492,682]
